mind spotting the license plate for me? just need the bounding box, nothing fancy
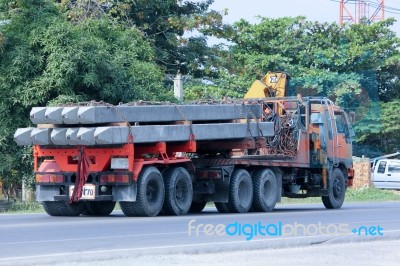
[69,184,96,200]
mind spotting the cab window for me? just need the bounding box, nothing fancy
[388,161,400,173]
[377,161,387,174]
[334,112,346,134]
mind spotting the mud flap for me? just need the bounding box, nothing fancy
[113,183,137,202]
[36,185,60,201]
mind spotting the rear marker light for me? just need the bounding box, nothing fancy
[36,174,64,183]
[100,174,130,183]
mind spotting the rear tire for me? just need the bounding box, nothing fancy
[228,169,253,213]
[83,201,116,216]
[120,167,165,217]
[322,168,346,209]
[252,168,278,212]
[189,201,207,213]
[162,167,193,215]
[42,201,85,216]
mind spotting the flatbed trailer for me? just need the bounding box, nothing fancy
[15,74,354,217]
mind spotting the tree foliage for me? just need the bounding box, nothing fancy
[59,0,225,77]
[353,100,400,156]
[0,1,172,105]
[215,17,399,103]
[0,0,172,190]
[123,0,223,76]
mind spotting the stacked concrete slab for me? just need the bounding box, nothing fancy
[15,103,275,146]
[29,105,262,124]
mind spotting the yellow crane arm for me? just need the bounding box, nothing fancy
[244,71,289,99]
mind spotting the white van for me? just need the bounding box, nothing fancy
[372,159,400,190]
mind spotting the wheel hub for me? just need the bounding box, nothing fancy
[146,180,158,203]
[238,180,250,205]
[175,180,187,203]
[333,179,343,198]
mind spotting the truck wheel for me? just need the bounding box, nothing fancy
[42,201,85,216]
[252,168,278,212]
[162,167,193,215]
[322,168,346,209]
[120,167,164,217]
[228,169,253,213]
[189,201,207,213]
[214,202,231,213]
[83,201,116,216]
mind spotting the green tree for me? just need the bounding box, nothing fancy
[376,54,400,102]
[59,0,225,78]
[0,0,172,192]
[353,100,400,157]
[380,100,400,153]
[216,17,399,101]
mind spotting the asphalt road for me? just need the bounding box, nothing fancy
[1,201,400,265]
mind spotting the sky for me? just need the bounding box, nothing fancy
[209,0,400,35]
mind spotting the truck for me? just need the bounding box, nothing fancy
[14,72,354,217]
[370,152,400,171]
[372,159,400,190]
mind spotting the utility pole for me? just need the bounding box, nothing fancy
[340,0,385,26]
[174,0,183,100]
[174,73,183,100]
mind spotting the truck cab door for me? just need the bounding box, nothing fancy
[373,160,388,188]
[334,111,353,162]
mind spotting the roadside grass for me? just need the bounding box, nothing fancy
[1,201,44,214]
[281,187,400,204]
[1,187,399,214]
[345,187,400,202]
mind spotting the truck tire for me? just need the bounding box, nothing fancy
[228,169,253,213]
[120,167,164,217]
[322,168,346,209]
[214,202,231,213]
[252,168,278,212]
[189,201,207,213]
[42,201,85,216]
[162,167,193,215]
[83,201,116,216]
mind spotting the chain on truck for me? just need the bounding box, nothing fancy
[14,72,355,217]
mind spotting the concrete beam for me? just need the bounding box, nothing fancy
[14,128,34,146]
[30,107,47,124]
[31,128,51,145]
[62,107,79,124]
[14,122,274,146]
[76,128,96,145]
[66,128,79,146]
[29,104,263,125]
[94,122,274,144]
[51,128,69,145]
[44,107,63,124]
